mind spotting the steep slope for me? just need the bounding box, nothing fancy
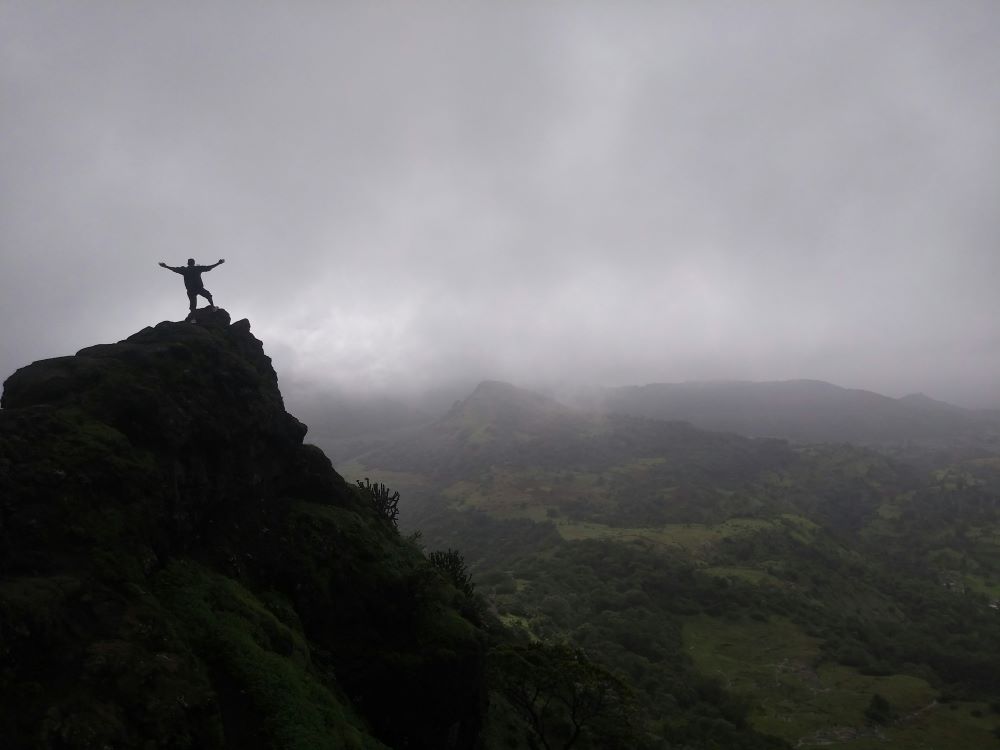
[0,307,485,749]
[593,379,997,444]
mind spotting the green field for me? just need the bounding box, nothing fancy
[345,410,1000,749]
[684,615,997,748]
[556,517,774,554]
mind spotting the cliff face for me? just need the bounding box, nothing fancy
[0,308,485,749]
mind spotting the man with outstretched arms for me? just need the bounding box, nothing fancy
[159,258,225,313]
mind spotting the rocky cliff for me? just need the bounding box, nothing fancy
[0,308,485,749]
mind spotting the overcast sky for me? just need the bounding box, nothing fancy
[2,2,999,407]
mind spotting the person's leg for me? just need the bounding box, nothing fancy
[198,288,214,307]
[187,290,197,311]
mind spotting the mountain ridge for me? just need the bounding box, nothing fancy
[304,376,999,466]
[578,378,997,444]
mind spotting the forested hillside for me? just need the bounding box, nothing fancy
[342,381,1000,749]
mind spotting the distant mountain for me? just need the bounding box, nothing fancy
[586,379,999,444]
[287,390,437,463]
[897,391,974,416]
[355,380,917,533]
[286,383,475,463]
[359,380,800,501]
[458,379,574,421]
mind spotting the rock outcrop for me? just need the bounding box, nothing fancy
[0,308,485,749]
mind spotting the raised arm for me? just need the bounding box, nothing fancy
[205,258,226,271]
[158,262,182,274]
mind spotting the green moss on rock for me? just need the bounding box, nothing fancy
[156,560,384,750]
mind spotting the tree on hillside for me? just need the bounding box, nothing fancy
[490,642,637,749]
[355,478,400,529]
[429,548,475,597]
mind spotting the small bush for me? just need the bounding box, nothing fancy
[865,693,893,726]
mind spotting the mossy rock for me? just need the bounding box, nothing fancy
[156,560,385,750]
[0,310,488,748]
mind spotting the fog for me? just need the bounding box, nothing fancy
[3,2,1000,408]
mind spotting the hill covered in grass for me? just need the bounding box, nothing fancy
[344,380,1000,749]
[0,308,486,749]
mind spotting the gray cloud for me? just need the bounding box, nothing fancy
[2,2,999,407]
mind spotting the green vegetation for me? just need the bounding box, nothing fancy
[864,693,893,726]
[345,381,1000,749]
[429,548,476,598]
[157,560,382,750]
[490,642,638,749]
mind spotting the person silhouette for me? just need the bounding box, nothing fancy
[159,258,225,314]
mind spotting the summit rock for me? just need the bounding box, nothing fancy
[0,309,485,749]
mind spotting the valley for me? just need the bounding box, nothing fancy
[328,380,1000,749]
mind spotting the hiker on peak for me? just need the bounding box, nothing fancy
[159,258,225,313]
